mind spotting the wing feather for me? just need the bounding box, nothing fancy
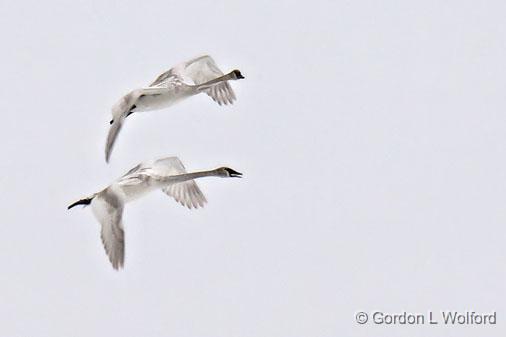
[151,55,237,105]
[150,157,208,209]
[163,179,207,209]
[105,90,139,163]
[105,88,168,162]
[91,189,125,270]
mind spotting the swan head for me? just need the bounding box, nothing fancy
[216,167,243,178]
[231,69,245,80]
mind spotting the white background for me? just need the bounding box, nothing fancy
[0,1,505,336]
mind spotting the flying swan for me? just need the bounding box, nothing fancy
[67,156,242,269]
[105,55,245,162]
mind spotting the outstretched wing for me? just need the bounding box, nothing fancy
[115,161,153,188]
[151,55,236,105]
[91,189,125,270]
[105,91,138,163]
[151,157,207,209]
[105,88,168,163]
[163,180,207,209]
[105,114,125,163]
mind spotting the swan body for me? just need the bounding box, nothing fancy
[105,55,245,162]
[132,85,193,112]
[68,156,242,270]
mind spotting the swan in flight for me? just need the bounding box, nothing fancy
[67,156,242,270]
[105,55,245,162]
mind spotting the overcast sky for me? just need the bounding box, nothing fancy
[0,1,505,336]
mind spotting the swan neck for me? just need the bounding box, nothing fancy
[195,73,234,91]
[169,169,219,183]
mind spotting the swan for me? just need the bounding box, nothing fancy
[105,55,245,162]
[67,156,242,269]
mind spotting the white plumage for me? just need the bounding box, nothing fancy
[68,156,242,270]
[105,55,244,162]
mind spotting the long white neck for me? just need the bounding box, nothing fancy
[164,169,221,184]
[194,72,235,91]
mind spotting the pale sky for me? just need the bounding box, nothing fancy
[0,1,505,336]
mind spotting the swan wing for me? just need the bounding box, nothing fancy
[182,55,236,105]
[105,90,138,163]
[105,113,125,163]
[105,88,168,162]
[151,55,236,105]
[151,157,208,209]
[91,189,125,270]
[163,180,207,209]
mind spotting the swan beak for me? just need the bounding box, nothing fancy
[229,170,242,178]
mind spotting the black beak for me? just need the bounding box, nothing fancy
[227,169,243,178]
